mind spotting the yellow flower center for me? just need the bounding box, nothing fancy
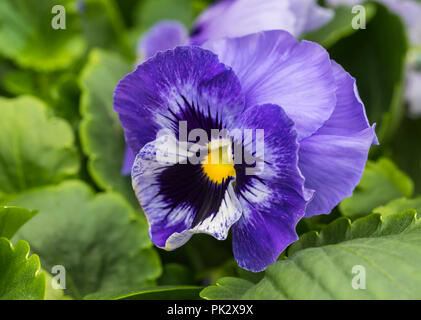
[201,139,236,184]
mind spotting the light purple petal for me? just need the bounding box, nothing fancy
[230,104,310,272]
[137,21,188,60]
[204,30,337,140]
[190,0,296,45]
[290,0,334,35]
[326,0,361,6]
[299,127,375,217]
[328,0,421,44]
[381,0,421,29]
[407,69,421,117]
[114,46,244,156]
[316,61,374,137]
[382,0,421,44]
[299,62,377,217]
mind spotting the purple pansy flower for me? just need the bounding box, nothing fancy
[122,0,334,174]
[114,30,377,271]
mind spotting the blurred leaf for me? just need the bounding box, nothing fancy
[79,0,133,59]
[340,158,413,219]
[158,263,196,286]
[204,211,421,299]
[0,238,46,300]
[130,0,193,51]
[0,96,79,198]
[161,233,234,278]
[303,3,377,48]
[134,0,193,31]
[0,58,13,95]
[49,73,81,128]
[193,0,212,18]
[2,70,81,128]
[0,0,86,71]
[329,3,408,143]
[374,197,421,217]
[196,259,264,287]
[84,285,202,300]
[115,0,142,28]
[0,206,37,239]
[8,180,161,298]
[200,277,253,300]
[79,49,137,206]
[387,117,421,194]
[2,70,37,96]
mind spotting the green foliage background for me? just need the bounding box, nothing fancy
[0,0,420,300]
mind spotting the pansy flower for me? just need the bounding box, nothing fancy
[114,30,377,271]
[122,0,334,174]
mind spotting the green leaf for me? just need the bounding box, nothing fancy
[135,0,193,30]
[302,4,377,48]
[374,197,421,217]
[158,263,196,286]
[129,0,193,57]
[79,49,137,206]
[200,277,254,300]
[340,158,413,219]
[49,73,81,128]
[0,238,46,300]
[2,70,38,96]
[0,206,37,239]
[387,117,421,194]
[0,96,79,198]
[84,285,203,300]
[44,270,65,300]
[79,0,132,59]
[0,0,86,72]
[8,180,161,298]
[2,70,81,128]
[204,211,421,299]
[329,3,408,143]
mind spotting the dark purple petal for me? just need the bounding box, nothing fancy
[299,62,377,217]
[114,46,244,156]
[137,20,188,60]
[190,0,296,45]
[131,134,242,249]
[122,146,135,175]
[204,30,337,140]
[230,104,311,272]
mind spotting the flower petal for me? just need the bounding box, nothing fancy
[379,0,421,44]
[114,46,244,156]
[204,30,337,139]
[190,0,296,45]
[230,104,310,272]
[299,62,377,217]
[137,20,189,61]
[290,0,334,35]
[407,69,421,117]
[316,61,375,137]
[122,146,135,175]
[131,133,242,249]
